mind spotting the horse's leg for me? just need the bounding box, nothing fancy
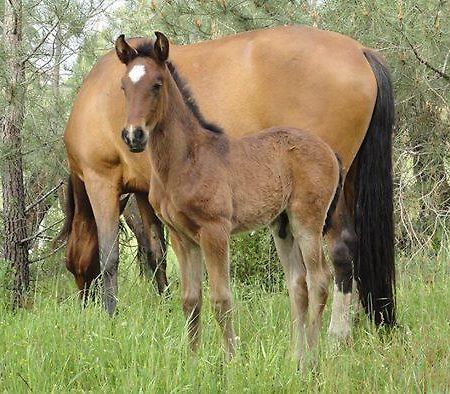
[290,217,331,353]
[134,193,168,294]
[122,196,150,277]
[170,230,203,350]
[200,224,235,359]
[326,195,357,340]
[269,220,308,364]
[83,171,120,315]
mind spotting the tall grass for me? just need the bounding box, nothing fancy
[1,250,449,392]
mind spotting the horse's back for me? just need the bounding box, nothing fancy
[173,25,377,167]
[235,124,332,155]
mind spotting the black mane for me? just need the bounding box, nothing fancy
[134,41,223,134]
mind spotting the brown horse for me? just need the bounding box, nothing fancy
[116,32,344,362]
[61,25,395,335]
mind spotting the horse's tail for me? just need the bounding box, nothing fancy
[353,49,396,326]
[55,175,75,242]
[323,154,343,235]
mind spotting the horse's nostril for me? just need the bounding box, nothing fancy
[121,128,130,144]
[134,127,144,142]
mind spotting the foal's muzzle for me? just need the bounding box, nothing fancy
[121,126,147,153]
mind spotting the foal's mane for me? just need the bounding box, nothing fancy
[134,41,223,134]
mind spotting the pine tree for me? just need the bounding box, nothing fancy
[1,0,30,308]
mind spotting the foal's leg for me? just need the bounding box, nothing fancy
[84,171,121,315]
[290,218,331,352]
[134,193,168,294]
[170,231,203,351]
[325,196,357,340]
[269,221,308,364]
[200,224,236,359]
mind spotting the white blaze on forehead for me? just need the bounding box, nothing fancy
[128,64,146,83]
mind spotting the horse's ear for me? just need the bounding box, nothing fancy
[115,34,137,65]
[154,32,169,63]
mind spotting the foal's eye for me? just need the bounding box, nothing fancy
[152,82,162,94]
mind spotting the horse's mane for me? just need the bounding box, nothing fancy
[134,41,223,134]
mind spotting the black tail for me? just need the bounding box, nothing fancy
[55,175,75,242]
[323,154,343,235]
[353,49,396,326]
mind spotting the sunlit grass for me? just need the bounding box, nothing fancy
[0,252,449,392]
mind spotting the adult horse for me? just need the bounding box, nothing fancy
[61,25,395,335]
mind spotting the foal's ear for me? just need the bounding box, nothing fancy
[154,32,169,63]
[115,34,137,65]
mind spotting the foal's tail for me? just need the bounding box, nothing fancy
[323,154,343,235]
[55,175,75,242]
[353,49,396,326]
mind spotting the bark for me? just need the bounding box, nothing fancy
[1,0,30,309]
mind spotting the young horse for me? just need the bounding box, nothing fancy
[116,32,343,363]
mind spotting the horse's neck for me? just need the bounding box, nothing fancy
[149,77,205,184]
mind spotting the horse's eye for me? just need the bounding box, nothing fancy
[152,82,162,93]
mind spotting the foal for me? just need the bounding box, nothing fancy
[116,33,342,363]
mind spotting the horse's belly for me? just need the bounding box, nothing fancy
[232,212,279,234]
[231,191,287,234]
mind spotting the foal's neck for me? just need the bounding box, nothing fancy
[149,69,222,184]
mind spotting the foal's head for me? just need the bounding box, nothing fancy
[115,32,170,153]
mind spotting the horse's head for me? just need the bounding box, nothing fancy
[115,32,170,153]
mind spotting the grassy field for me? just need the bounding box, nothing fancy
[1,249,449,393]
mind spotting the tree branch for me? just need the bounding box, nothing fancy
[25,180,63,213]
[403,33,450,81]
[21,21,59,65]
[19,218,64,245]
[29,242,66,264]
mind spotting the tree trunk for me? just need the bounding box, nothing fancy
[1,0,30,309]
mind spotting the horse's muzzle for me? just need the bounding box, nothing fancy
[121,127,147,153]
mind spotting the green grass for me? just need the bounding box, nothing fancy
[1,251,449,393]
